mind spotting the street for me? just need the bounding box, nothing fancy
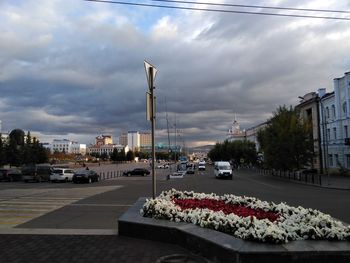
[0,163,349,234]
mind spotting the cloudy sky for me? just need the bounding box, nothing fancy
[1,0,350,147]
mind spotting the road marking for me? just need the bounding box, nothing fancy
[237,175,281,189]
[68,203,132,207]
[0,228,118,235]
[0,185,123,228]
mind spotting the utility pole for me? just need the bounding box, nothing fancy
[144,60,157,199]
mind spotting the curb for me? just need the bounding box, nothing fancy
[118,198,350,263]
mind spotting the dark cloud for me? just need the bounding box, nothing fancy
[0,1,349,146]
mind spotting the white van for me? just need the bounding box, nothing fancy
[214,161,233,180]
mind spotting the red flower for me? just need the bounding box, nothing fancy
[173,198,279,222]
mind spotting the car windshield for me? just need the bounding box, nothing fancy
[53,169,63,173]
[219,165,231,170]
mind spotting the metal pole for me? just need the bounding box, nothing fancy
[149,67,156,199]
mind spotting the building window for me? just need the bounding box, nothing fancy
[333,127,337,140]
[345,126,348,138]
[326,107,330,118]
[332,105,336,118]
[335,154,339,166]
[327,128,331,141]
[329,154,333,166]
[343,102,347,113]
[346,155,350,168]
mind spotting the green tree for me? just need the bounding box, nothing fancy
[126,150,135,161]
[110,148,119,161]
[0,135,6,166]
[257,106,314,170]
[208,140,257,166]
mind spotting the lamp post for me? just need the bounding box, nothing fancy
[144,60,157,199]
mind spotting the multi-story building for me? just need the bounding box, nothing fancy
[50,139,87,155]
[95,135,113,146]
[319,71,350,172]
[127,131,140,151]
[296,90,324,172]
[140,131,151,147]
[119,132,128,146]
[88,134,128,156]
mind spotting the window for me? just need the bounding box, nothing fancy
[343,102,347,113]
[327,128,331,141]
[333,127,337,140]
[326,107,330,118]
[332,105,336,118]
[346,155,350,168]
[329,154,333,166]
[335,154,339,166]
[345,126,348,138]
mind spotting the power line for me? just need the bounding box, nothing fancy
[83,0,350,21]
[152,0,350,14]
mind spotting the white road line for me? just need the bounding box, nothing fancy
[237,175,281,189]
[0,228,118,235]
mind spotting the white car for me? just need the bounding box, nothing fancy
[157,164,169,169]
[168,172,184,179]
[50,168,75,182]
[198,161,206,171]
[214,161,233,180]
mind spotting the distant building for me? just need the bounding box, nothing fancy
[88,134,128,156]
[127,131,140,151]
[119,132,128,146]
[95,135,113,146]
[49,139,87,155]
[227,116,246,142]
[140,131,151,147]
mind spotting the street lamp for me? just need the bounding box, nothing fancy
[144,60,157,199]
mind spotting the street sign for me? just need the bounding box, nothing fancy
[144,60,157,89]
[146,92,151,121]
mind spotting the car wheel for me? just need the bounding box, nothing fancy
[65,178,68,183]
[96,177,99,182]
[9,176,14,182]
[143,173,146,176]
[128,173,131,177]
[88,177,92,184]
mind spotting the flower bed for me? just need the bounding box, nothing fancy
[141,189,350,243]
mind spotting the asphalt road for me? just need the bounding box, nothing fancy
[0,163,349,234]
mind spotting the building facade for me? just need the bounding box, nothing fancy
[49,139,87,155]
[95,135,113,146]
[119,132,128,146]
[319,72,350,172]
[296,91,323,172]
[127,131,140,151]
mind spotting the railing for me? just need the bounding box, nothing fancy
[258,168,322,186]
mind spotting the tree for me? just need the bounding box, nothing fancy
[126,150,135,161]
[257,106,314,170]
[0,135,6,166]
[208,140,257,167]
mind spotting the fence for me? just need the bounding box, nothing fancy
[98,170,125,181]
[258,168,322,186]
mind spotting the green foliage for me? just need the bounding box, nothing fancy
[208,140,257,166]
[257,106,314,170]
[126,150,135,161]
[0,129,49,167]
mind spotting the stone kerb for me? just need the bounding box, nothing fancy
[118,197,350,263]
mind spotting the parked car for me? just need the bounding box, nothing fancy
[123,168,150,176]
[0,168,22,182]
[72,169,99,184]
[22,164,53,182]
[157,163,169,169]
[50,168,75,182]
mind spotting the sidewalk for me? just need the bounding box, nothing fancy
[0,234,202,263]
[320,174,350,190]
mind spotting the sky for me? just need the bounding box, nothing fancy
[1,0,350,147]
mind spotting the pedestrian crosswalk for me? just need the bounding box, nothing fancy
[0,186,122,228]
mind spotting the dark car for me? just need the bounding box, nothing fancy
[123,168,150,177]
[0,168,22,182]
[72,169,100,184]
[22,164,53,182]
